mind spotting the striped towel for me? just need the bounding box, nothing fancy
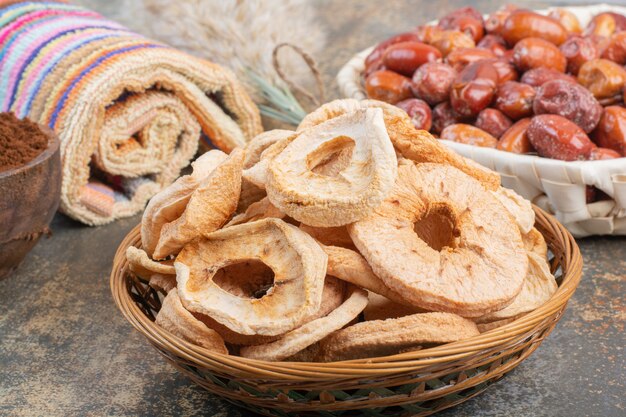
[0,1,262,225]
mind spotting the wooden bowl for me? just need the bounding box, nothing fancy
[0,127,61,279]
[110,206,583,416]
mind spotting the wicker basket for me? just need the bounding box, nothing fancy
[336,3,626,237]
[110,206,582,417]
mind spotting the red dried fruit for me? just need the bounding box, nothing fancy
[584,13,617,38]
[450,61,499,117]
[485,4,519,35]
[446,47,496,72]
[512,37,567,72]
[587,147,622,160]
[414,25,445,44]
[475,108,513,138]
[411,62,457,105]
[497,118,534,153]
[577,58,626,100]
[495,81,536,120]
[383,41,442,76]
[396,98,433,131]
[431,101,464,135]
[476,34,508,56]
[365,32,422,68]
[559,36,599,75]
[533,79,603,133]
[438,8,485,43]
[593,106,626,156]
[440,123,498,147]
[548,8,582,34]
[365,70,413,104]
[501,10,567,46]
[483,58,518,85]
[429,30,476,57]
[602,32,626,65]
[527,115,596,160]
[364,57,387,78]
[520,67,577,87]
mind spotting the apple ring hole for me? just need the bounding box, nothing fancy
[306,135,355,177]
[413,204,460,251]
[212,259,276,299]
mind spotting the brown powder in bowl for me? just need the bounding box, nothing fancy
[0,112,49,173]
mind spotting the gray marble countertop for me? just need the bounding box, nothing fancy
[1,1,625,416]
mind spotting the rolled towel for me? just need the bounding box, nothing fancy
[0,1,262,225]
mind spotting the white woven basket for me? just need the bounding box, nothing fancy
[337,4,626,237]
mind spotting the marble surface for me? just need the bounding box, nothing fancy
[1,1,625,416]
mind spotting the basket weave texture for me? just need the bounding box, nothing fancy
[110,206,582,417]
[336,3,626,237]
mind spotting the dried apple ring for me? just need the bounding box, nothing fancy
[475,252,557,323]
[316,312,479,361]
[126,246,175,277]
[242,134,296,190]
[195,276,345,346]
[266,108,398,227]
[491,186,535,234]
[348,161,527,317]
[176,218,327,336]
[298,98,501,190]
[155,288,228,354]
[322,244,414,307]
[149,273,176,294]
[238,130,296,213]
[141,150,228,257]
[523,227,548,258]
[240,285,368,361]
[299,224,355,249]
[153,148,245,259]
[225,197,285,228]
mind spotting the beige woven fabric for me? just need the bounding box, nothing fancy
[336,4,626,236]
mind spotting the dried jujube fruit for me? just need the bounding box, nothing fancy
[440,123,498,148]
[383,41,442,76]
[475,108,512,138]
[513,37,567,72]
[365,70,413,104]
[396,98,432,130]
[577,58,626,100]
[431,101,464,134]
[501,10,567,46]
[430,29,476,57]
[520,67,577,87]
[450,60,499,117]
[411,62,457,104]
[533,79,603,133]
[602,32,626,65]
[559,36,599,75]
[497,118,534,154]
[527,115,596,161]
[495,81,536,120]
[592,106,626,156]
[548,8,582,34]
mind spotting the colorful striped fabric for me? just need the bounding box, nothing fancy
[0,1,261,225]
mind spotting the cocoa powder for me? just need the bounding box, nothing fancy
[0,112,49,173]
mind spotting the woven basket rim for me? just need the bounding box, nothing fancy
[110,205,582,380]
